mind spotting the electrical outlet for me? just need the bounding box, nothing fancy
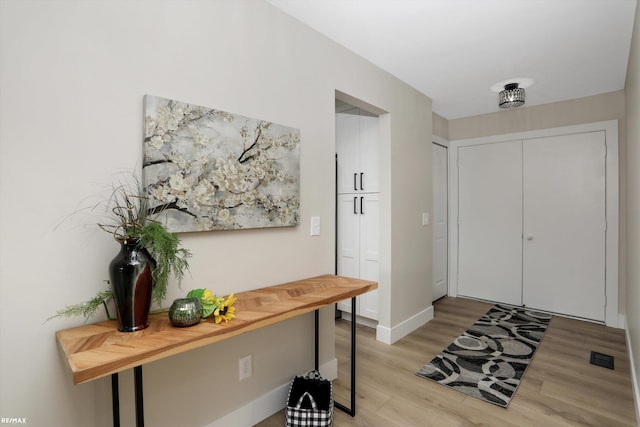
[239,354,252,381]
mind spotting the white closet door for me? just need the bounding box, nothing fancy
[522,132,606,321]
[432,143,448,301]
[458,141,523,305]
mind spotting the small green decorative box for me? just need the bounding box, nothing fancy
[169,297,203,327]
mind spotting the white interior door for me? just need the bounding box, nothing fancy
[432,143,448,300]
[522,132,606,321]
[458,141,523,305]
[449,121,618,327]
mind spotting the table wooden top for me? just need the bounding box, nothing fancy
[56,274,377,385]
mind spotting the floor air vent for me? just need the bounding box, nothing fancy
[590,351,614,369]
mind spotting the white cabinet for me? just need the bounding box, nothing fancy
[336,109,379,194]
[336,108,379,321]
[457,132,607,322]
[336,194,380,320]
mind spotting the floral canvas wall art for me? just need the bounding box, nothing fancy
[143,95,300,232]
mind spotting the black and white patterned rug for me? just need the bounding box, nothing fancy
[416,304,552,407]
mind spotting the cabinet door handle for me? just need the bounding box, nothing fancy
[354,173,358,191]
[360,173,364,191]
[360,197,364,214]
[353,197,358,214]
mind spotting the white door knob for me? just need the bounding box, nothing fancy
[526,234,534,240]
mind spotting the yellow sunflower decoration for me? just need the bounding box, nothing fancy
[213,293,237,324]
[186,289,237,323]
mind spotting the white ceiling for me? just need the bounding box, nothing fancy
[267,0,637,119]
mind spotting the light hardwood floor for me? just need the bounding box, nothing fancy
[256,297,637,426]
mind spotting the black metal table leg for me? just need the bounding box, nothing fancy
[314,310,320,371]
[110,368,144,427]
[134,366,144,427]
[332,296,356,417]
[111,373,120,427]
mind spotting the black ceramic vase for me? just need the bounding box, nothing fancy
[108,239,156,332]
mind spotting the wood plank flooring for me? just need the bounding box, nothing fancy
[255,297,637,426]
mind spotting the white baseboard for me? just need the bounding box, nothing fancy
[339,312,378,329]
[619,313,626,329]
[376,305,434,344]
[624,320,640,426]
[205,358,338,427]
[205,382,289,427]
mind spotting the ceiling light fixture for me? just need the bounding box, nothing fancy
[498,83,525,108]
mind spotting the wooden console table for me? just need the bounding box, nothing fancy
[56,274,377,426]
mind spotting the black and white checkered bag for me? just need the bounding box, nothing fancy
[285,370,333,427]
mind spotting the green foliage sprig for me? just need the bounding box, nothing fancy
[140,221,191,304]
[48,173,191,323]
[47,288,114,322]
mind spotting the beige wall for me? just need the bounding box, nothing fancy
[449,90,625,141]
[0,1,432,426]
[625,0,640,416]
[432,112,449,140]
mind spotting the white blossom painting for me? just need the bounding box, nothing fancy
[142,95,300,232]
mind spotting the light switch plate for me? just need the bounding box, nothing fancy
[422,212,430,226]
[311,216,321,236]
